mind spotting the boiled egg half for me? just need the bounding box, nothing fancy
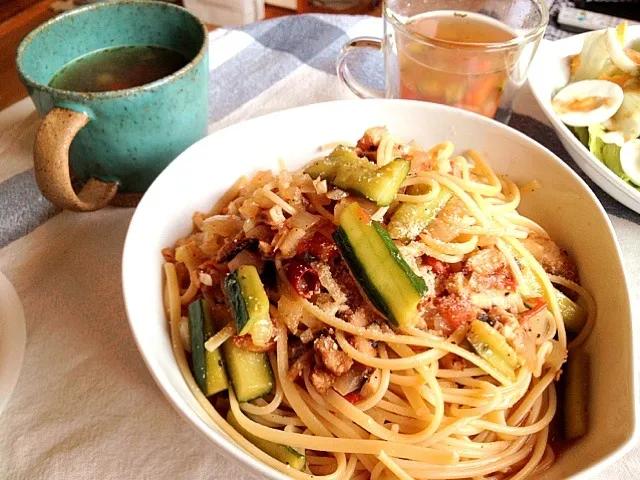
[604,26,640,76]
[552,79,624,127]
[621,139,640,186]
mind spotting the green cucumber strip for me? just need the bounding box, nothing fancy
[305,146,410,206]
[388,186,453,240]
[189,299,229,396]
[333,202,426,327]
[467,320,521,382]
[222,339,274,402]
[225,265,272,345]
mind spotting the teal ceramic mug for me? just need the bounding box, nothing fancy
[16,0,208,211]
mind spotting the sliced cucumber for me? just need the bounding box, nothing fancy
[227,410,306,471]
[563,350,589,440]
[388,185,452,240]
[556,290,587,333]
[467,320,521,382]
[333,202,426,328]
[188,299,229,397]
[305,146,410,206]
[224,265,272,346]
[222,339,274,402]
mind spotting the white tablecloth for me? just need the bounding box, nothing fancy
[1,14,639,479]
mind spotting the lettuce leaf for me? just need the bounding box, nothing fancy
[588,124,607,160]
[602,144,624,177]
[571,31,621,82]
[571,126,590,147]
[587,124,640,191]
[604,82,640,142]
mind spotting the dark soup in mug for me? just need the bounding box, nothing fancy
[49,45,190,92]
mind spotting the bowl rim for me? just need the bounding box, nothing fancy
[122,98,640,480]
[527,29,640,212]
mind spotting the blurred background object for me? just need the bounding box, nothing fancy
[298,0,379,14]
[576,0,640,21]
[182,0,265,26]
[267,0,296,8]
[0,0,291,110]
[0,0,637,111]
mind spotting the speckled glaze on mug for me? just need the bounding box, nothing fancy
[16,0,208,210]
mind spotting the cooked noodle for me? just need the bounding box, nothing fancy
[162,128,595,479]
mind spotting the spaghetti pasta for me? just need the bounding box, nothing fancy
[162,127,595,479]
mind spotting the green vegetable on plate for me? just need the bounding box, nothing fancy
[222,339,274,403]
[305,146,410,206]
[333,202,427,328]
[467,319,522,383]
[224,265,273,347]
[587,125,624,177]
[188,299,229,397]
[388,185,453,240]
[514,249,587,334]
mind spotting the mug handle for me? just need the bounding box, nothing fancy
[34,107,118,212]
[336,36,384,99]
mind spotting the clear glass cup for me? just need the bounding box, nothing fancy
[337,0,549,123]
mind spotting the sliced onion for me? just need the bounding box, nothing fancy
[332,367,366,396]
[526,310,553,345]
[228,249,264,273]
[277,294,303,333]
[544,339,567,370]
[179,316,191,353]
[326,189,348,200]
[285,210,321,230]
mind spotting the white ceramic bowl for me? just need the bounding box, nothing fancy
[528,27,640,214]
[122,99,639,479]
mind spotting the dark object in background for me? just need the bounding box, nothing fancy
[303,0,380,14]
[577,0,640,21]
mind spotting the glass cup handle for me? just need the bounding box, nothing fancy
[336,36,384,99]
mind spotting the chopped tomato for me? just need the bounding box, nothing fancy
[425,256,451,276]
[343,392,360,404]
[434,294,477,329]
[287,258,321,299]
[501,270,518,292]
[519,297,548,324]
[297,231,338,262]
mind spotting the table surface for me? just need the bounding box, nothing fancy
[1,12,639,480]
